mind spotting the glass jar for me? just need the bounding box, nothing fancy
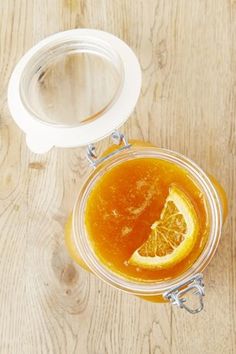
[65,140,226,312]
[8,29,227,314]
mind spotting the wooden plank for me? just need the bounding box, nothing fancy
[0,1,235,353]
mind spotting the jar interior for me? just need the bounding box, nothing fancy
[73,148,222,295]
[20,40,123,126]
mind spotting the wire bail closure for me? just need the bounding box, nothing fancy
[163,274,205,314]
[87,131,131,168]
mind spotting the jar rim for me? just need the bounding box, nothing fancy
[73,146,223,296]
[19,37,124,128]
[8,29,142,152]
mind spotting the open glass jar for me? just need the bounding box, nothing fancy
[8,29,227,314]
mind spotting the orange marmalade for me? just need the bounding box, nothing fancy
[85,157,209,282]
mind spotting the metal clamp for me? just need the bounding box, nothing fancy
[163,274,205,314]
[86,131,131,168]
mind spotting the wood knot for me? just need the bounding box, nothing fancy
[60,263,78,285]
[51,246,79,287]
[157,39,167,69]
[28,162,45,170]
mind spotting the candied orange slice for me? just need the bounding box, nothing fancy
[128,185,199,269]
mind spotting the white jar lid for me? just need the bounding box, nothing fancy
[8,29,141,153]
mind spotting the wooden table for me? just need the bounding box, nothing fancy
[0,1,235,353]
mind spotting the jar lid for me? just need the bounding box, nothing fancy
[8,29,141,153]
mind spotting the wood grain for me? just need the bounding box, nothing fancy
[0,0,235,353]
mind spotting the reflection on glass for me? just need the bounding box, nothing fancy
[22,51,122,126]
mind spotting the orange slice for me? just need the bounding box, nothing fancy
[128,185,199,269]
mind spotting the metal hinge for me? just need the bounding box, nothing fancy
[163,274,205,314]
[86,131,131,168]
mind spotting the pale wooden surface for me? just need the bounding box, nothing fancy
[0,1,235,353]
